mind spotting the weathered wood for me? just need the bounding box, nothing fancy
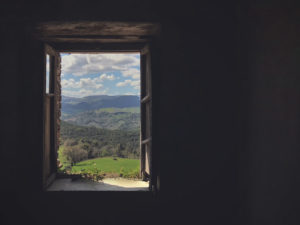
[34,22,160,45]
[35,21,161,36]
[145,144,151,175]
[42,35,150,39]
[145,103,151,138]
[43,44,61,188]
[44,173,56,190]
[140,142,145,180]
[43,96,51,183]
[52,42,145,52]
[141,95,151,104]
[140,43,153,189]
[40,37,149,43]
[140,44,150,55]
[142,137,152,145]
[45,44,57,56]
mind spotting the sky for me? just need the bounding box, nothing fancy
[60,53,140,98]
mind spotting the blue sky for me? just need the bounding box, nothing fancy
[60,53,140,97]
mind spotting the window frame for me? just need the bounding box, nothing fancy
[43,44,61,188]
[42,42,158,194]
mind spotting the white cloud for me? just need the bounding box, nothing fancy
[61,78,76,88]
[78,78,103,89]
[62,88,108,98]
[116,79,140,90]
[61,76,107,90]
[130,80,140,86]
[98,73,115,81]
[116,79,132,87]
[60,53,140,97]
[61,54,140,76]
[121,68,140,79]
[124,92,139,95]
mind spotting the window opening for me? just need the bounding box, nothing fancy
[44,48,153,191]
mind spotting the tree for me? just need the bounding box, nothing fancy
[60,121,141,159]
[63,145,88,165]
[64,139,78,146]
[100,149,110,157]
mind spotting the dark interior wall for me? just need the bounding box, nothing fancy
[0,22,20,190]
[1,1,300,225]
[237,3,300,225]
[156,6,241,224]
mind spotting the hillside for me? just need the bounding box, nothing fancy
[58,96,141,172]
[62,107,140,130]
[59,121,140,160]
[61,95,140,130]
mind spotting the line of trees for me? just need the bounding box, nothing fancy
[60,121,140,165]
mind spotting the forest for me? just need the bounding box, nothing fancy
[59,120,140,166]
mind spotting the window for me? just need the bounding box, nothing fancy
[42,43,156,192]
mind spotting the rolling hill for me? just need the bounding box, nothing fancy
[61,95,140,131]
[61,95,140,115]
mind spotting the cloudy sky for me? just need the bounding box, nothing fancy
[60,53,140,98]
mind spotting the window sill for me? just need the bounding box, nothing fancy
[47,177,149,192]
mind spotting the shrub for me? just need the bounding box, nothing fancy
[63,145,88,165]
[122,168,140,179]
[78,167,104,181]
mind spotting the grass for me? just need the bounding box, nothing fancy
[72,157,139,173]
[58,147,140,180]
[71,157,140,179]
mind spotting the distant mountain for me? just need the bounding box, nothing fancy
[61,95,140,115]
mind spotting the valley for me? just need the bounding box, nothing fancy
[58,95,141,179]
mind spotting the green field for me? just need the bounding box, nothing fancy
[72,157,140,174]
[58,146,140,179]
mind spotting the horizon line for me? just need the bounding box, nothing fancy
[62,94,140,98]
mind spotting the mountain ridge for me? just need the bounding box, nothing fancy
[61,95,140,115]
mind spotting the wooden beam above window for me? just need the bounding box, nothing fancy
[34,22,160,44]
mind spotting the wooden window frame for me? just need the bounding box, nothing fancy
[42,42,158,193]
[43,44,61,189]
